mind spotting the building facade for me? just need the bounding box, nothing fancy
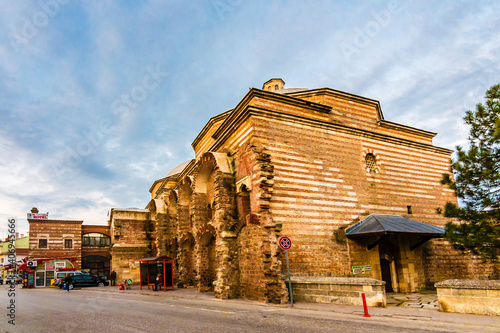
[27,208,111,287]
[0,235,29,278]
[111,79,499,303]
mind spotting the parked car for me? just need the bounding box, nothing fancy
[6,274,23,285]
[54,271,86,286]
[59,274,108,290]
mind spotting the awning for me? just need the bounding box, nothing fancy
[130,256,174,262]
[346,215,445,237]
[345,215,445,250]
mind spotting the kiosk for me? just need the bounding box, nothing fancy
[24,271,35,288]
[130,256,174,291]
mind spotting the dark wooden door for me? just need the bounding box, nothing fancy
[380,259,393,292]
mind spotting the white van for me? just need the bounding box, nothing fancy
[54,271,86,286]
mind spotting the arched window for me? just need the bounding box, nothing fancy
[82,233,111,246]
[274,84,279,91]
[237,185,251,224]
[365,153,377,172]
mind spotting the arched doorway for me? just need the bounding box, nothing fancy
[178,233,195,287]
[82,255,110,279]
[198,231,216,292]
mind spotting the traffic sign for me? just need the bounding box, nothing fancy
[278,236,292,251]
[278,236,294,307]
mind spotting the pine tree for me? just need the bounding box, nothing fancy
[440,83,500,261]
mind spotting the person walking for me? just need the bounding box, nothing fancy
[110,270,116,286]
[64,273,72,292]
[154,274,163,291]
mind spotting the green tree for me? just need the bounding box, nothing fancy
[441,83,500,261]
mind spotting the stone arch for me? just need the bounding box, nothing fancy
[147,199,167,256]
[167,190,178,233]
[235,184,251,235]
[196,224,217,292]
[165,237,179,285]
[191,152,239,298]
[177,232,196,287]
[178,177,193,232]
[235,143,287,303]
[193,151,233,193]
[191,152,235,231]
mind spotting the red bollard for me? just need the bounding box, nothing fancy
[361,293,370,317]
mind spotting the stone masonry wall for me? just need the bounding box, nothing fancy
[435,280,500,316]
[110,210,152,283]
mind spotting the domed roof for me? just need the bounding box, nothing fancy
[167,160,193,177]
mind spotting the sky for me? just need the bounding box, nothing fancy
[0,0,499,237]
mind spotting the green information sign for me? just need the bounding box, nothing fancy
[352,265,365,275]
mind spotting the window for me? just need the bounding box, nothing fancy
[82,233,111,246]
[407,205,413,214]
[365,153,377,172]
[64,239,73,249]
[38,239,47,248]
[237,185,251,224]
[274,84,278,91]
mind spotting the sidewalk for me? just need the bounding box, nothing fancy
[92,285,500,330]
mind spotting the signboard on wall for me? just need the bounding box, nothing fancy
[27,213,49,220]
[352,265,366,275]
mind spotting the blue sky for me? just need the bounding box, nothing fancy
[0,0,499,237]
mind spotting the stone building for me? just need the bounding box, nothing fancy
[110,79,499,303]
[27,208,111,287]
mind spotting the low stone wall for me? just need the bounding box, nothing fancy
[435,280,500,316]
[289,276,386,307]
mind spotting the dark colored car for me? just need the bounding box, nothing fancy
[59,274,108,289]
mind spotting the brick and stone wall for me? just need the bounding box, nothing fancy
[110,209,152,283]
[435,279,500,316]
[28,219,83,269]
[110,80,500,303]
[424,240,500,288]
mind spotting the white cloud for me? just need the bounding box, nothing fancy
[0,0,499,236]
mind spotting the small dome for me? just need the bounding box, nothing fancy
[262,78,285,92]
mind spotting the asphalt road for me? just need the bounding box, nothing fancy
[0,286,474,333]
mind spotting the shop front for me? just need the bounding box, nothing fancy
[31,258,77,287]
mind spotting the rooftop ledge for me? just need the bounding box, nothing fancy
[435,279,500,290]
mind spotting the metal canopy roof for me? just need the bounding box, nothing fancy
[345,215,445,238]
[130,256,174,262]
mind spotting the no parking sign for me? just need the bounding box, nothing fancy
[278,236,293,306]
[278,236,292,251]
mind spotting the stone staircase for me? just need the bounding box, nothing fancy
[387,292,439,309]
